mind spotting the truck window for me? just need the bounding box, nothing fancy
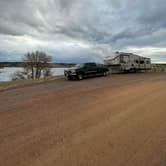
[84,64,91,68]
[75,64,84,68]
[87,63,96,67]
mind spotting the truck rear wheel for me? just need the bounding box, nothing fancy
[103,71,108,76]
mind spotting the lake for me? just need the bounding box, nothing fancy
[0,67,68,82]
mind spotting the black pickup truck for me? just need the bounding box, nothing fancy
[64,62,109,80]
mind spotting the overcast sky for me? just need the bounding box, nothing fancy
[0,0,166,63]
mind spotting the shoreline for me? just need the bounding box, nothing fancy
[0,62,75,68]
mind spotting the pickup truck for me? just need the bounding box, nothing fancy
[64,62,109,80]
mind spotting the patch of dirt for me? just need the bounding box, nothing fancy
[0,73,166,166]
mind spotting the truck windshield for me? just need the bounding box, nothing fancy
[75,64,84,68]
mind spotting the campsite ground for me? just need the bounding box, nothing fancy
[0,73,166,166]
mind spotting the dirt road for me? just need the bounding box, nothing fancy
[0,73,166,166]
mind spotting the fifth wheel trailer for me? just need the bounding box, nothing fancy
[104,52,151,73]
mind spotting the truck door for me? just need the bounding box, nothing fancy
[84,63,97,76]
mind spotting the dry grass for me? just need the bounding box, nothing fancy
[0,76,64,92]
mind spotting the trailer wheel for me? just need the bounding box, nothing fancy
[130,68,136,73]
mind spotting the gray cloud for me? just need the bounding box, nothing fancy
[0,0,166,63]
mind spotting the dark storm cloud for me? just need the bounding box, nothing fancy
[0,0,166,62]
[138,0,166,26]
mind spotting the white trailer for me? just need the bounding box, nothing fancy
[104,52,151,73]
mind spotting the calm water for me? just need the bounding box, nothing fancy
[0,67,68,82]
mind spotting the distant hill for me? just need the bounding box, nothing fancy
[0,62,75,68]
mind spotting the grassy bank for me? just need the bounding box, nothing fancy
[0,76,64,92]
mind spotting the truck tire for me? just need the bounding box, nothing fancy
[103,71,107,76]
[67,76,72,80]
[78,73,83,80]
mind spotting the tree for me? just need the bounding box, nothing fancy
[23,51,52,79]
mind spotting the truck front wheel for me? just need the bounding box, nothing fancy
[67,76,72,80]
[78,73,83,80]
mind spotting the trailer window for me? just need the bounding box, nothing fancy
[135,60,139,63]
[140,61,144,64]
